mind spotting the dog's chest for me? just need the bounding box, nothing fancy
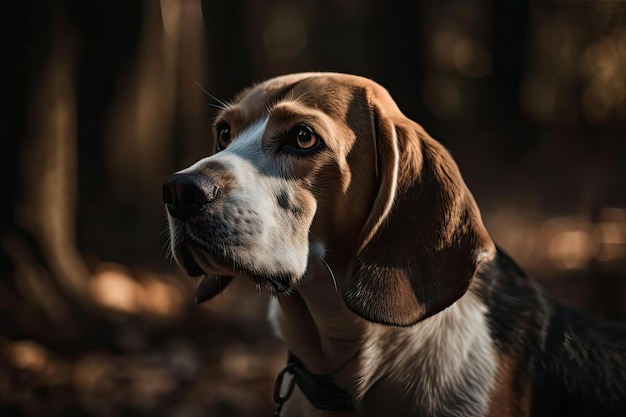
[274,293,498,417]
[353,296,497,417]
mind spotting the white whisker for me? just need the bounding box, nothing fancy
[195,81,231,110]
[318,255,338,292]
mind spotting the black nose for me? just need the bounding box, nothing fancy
[162,174,220,220]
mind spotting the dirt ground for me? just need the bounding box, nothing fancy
[0,267,286,417]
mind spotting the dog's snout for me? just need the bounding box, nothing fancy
[162,173,220,220]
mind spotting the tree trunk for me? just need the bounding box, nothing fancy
[1,1,91,343]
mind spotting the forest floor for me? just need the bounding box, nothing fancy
[1,263,284,417]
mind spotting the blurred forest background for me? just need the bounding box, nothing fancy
[1,0,625,416]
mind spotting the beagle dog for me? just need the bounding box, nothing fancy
[163,73,626,417]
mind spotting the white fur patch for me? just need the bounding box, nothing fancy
[354,291,496,417]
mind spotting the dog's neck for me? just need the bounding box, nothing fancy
[270,259,365,375]
[268,259,498,416]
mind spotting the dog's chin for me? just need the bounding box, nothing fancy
[174,245,295,303]
[193,271,294,303]
[183,247,238,303]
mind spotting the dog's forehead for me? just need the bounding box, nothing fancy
[225,73,398,124]
[240,75,355,117]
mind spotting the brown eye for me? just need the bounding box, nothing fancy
[295,125,317,150]
[280,123,324,155]
[216,123,231,151]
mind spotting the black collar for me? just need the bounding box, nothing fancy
[273,352,355,415]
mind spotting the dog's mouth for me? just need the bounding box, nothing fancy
[176,243,293,303]
[179,245,235,303]
[195,275,234,304]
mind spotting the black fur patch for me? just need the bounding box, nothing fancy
[476,248,626,416]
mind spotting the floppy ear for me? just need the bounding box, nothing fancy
[343,103,495,327]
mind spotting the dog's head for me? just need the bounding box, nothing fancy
[163,73,494,326]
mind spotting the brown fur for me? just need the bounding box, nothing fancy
[488,353,532,417]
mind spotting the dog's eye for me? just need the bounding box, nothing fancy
[295,126,317,150]
[282,124,321,154]
[215,123,231,151]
